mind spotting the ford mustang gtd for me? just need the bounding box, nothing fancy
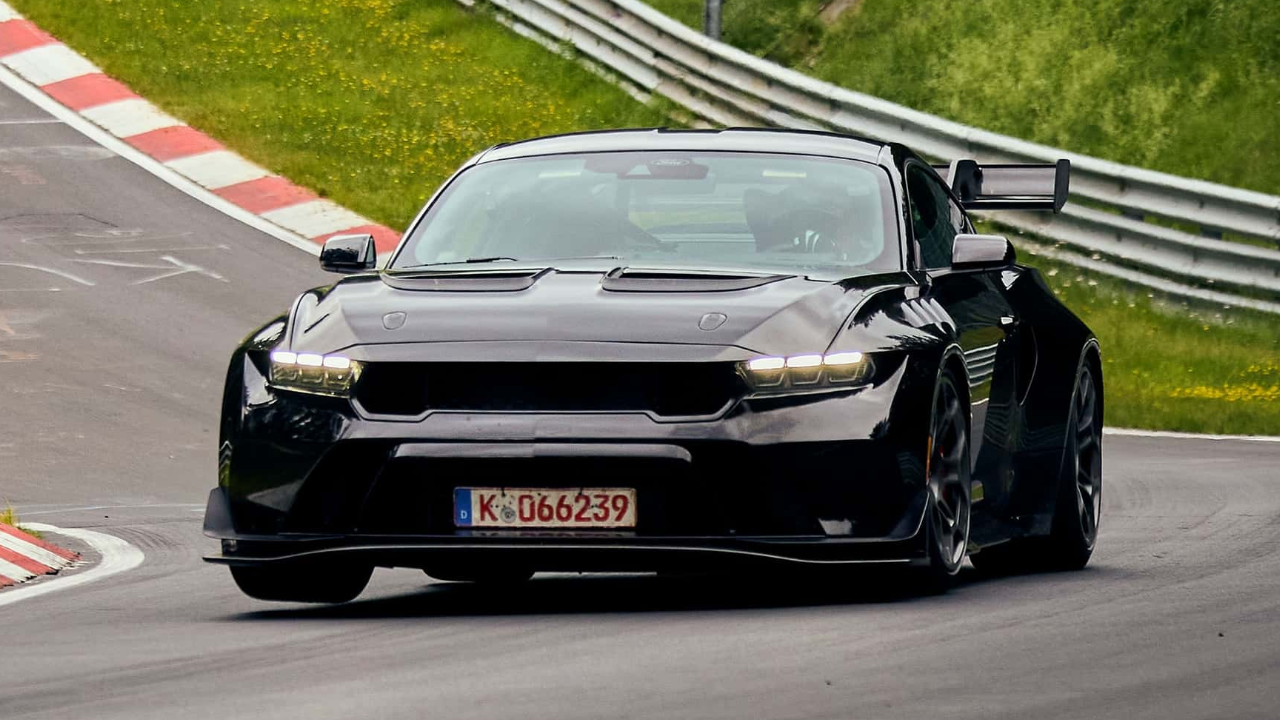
[203,129,1103,602]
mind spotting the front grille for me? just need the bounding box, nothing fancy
[299,441,911,538]
[354,362,744,418]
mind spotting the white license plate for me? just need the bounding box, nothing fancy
[454,487,637,528]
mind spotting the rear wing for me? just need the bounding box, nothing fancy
[932,159,1070,213]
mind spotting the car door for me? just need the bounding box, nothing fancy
[904,162,1022,534]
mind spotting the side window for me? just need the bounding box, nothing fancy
[906,165,965,268]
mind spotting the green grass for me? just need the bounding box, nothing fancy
[647,0,1280,196]
[0,506,42,539]
[1010,245,1280,434]
[10,0,1278,433]
[648,0,826,67]
[9,0,668,229]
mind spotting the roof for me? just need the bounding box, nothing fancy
[477,127,887,164]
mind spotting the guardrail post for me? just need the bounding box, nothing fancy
[703,0,723,41]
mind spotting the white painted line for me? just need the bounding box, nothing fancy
[0,1,23,22]
[0,557,35,582]
[80,97,183,138]
[0,63,322,256]
[1105,427,1280,444]
[0,523,143,608]
[21,503,204,516]
[2,44,98,86]
[0,118,61,125]
[0,529,71,568]
[74,244,226,255]
[261,199,367,238]
[0,262,94,285]
[134,255,227,284]
[165,149,271,189]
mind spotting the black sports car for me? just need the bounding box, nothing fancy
[204,129,1103,602]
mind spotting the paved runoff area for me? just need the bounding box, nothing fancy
[0,1,400,254]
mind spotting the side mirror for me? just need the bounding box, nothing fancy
[951,233,1015,270]
[320,233,377,274]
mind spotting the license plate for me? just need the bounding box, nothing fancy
[454,488,637,528]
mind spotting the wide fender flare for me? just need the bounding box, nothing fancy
[883,343,969,481]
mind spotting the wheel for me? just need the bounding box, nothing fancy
[970,359,1102,575]
[230,562,372,604]
[1046,361,1102,569]
[425,566,534,584]
[915,369,972,592]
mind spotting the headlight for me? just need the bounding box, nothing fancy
[740,351,873,392]
[269,350,361,396]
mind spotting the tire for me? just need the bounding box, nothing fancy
[425,566,535,584]
[971,359,1102,575]
[230,562,372,604]
[1045,361,1102,570]
[914,368,972,593]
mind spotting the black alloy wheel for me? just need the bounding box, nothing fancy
[1048,362,1102,569]
[920,370,972,590]
[970,359,1102,575]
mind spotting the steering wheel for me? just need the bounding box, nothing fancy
[761,208,845,255]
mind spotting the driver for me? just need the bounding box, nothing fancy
[744,182,874,262]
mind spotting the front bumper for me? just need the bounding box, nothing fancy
[205,357,934,570]
[204,489,928,570]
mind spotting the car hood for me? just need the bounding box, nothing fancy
[284,265,911,361]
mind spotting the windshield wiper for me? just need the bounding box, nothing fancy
[392,256,519,269]
[396,255,621,270]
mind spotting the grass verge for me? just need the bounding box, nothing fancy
[0,505,42,540]
[9,0,1278,434]
[646,0,1280,196]
[1010,245,1280,435]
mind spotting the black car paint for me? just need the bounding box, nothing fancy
[204,128,1099,571]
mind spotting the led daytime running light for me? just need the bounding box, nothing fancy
[269,350,360,396]
[740,351,872,391]
[786,354,823,368]
[746,357,785,371]
[823,351,864,365]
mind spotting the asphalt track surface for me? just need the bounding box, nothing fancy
[2,81,1280,720]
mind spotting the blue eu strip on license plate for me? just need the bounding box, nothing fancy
[454,487,473,526]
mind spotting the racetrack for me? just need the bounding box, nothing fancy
[2,81,1279,720]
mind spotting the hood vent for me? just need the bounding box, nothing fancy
[381,267,550,292]
[602,267,790,293]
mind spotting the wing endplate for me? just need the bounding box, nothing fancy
[932,159,1070,213]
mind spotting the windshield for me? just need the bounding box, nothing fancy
[392,152,901,275]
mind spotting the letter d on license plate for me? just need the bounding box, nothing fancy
[454,488,637,528]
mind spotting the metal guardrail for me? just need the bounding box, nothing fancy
[468,0,1280,311]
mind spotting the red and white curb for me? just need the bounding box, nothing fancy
[0,522,144,607]
[0,522,78,588]
[0,1,400,257]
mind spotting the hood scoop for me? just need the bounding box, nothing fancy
[382,267,550,292]
[601,267,791,293]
